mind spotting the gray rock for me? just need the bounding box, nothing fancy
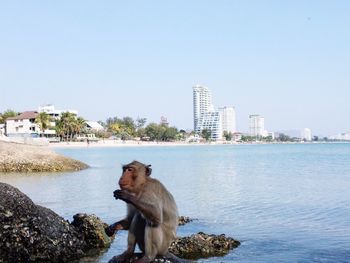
[0,183,113,263]
[108,231,240,262]
[169,232,240,260]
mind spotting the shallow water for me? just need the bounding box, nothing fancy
[1,143,350,262]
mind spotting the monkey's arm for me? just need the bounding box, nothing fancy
[105,204,136,236]
[105,219,131,236]
[114,190,162,226]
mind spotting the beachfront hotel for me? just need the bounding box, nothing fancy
[249,114,266,137]
[193,85,236,140]
[5,104,78,137]
[219,106,236,134]
[193,85,213,132]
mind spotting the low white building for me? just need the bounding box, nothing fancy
[330,132,350,141]
[38,104,78,136]
[86,121,104,131]
[6,111,40,137]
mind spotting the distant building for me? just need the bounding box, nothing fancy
[329,132,350,141]
[86,121,104,131]
[6,111,39,137]
[38,104,78,119]
[193,85,212,132]
[301,128,312,141]
[249,114,265,137]
[219,106,236,134]
[268,132,275,140]
[196,111,223,140]
[5,105,79,138]
[38,104,78,136]
[160,116,169,126]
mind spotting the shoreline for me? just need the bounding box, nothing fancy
[47,139,341,149]
[49,140,214,148]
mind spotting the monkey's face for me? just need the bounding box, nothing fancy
[119,166,134,191]
[119,164,146,193]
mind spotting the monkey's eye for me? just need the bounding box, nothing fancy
[126,167,133,172]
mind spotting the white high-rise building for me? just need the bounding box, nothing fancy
[301,128,312,141]
[249,114,265,137]
[196,111,223,140]
[193,85,212,132]
[219,106,236,134]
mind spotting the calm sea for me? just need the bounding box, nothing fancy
[1,143,350,262]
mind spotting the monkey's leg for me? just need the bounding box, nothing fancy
[114,227,138,262]
[134,225,163,263]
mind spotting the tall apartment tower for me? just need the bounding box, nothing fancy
[249,114,265,137]
[219,106,236,133]
[301,128,312,141]
[193,85,212,131]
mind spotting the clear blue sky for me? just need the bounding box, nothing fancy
[1,1,349,136]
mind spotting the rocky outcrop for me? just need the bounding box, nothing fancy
[169,232,240,260]
[0,141,88,172]
[0,183,113,263]
[109,226,240,262]
[108,231,240,262]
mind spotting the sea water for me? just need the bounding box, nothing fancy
[1,143,350,262]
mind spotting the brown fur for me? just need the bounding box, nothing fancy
[106,161,179,263]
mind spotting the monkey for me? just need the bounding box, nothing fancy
[105,161,181,263]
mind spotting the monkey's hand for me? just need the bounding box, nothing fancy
[105,223,123,237]
[105,224,116,237]
[113,189,135,204]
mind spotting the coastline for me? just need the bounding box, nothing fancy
[48,140,214,148]
[47,139,339,149]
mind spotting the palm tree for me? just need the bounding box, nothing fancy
[55,112,77,141]
[35,112,51,137]
[74,117,86,137]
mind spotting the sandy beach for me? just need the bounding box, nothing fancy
[48,139,218,148]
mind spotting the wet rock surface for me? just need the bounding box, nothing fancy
[0,141,88,172]
[0,183,113,263]
[71,213,112,252]
[169,232,240,260]
[108,253,182,263]
[108,231,240,262]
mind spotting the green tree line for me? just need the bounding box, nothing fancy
[104,116,181,142]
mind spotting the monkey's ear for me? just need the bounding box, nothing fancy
[146,165,152,176]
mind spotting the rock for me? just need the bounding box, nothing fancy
[108,253,181,263]
[71,213,112,252]
[0,183,113,263]
[0,141,88,172]
[178,216,194,226]
[108,232,240,262]
[169,232,240,260]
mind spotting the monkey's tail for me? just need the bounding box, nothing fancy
[165,252,193,263]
